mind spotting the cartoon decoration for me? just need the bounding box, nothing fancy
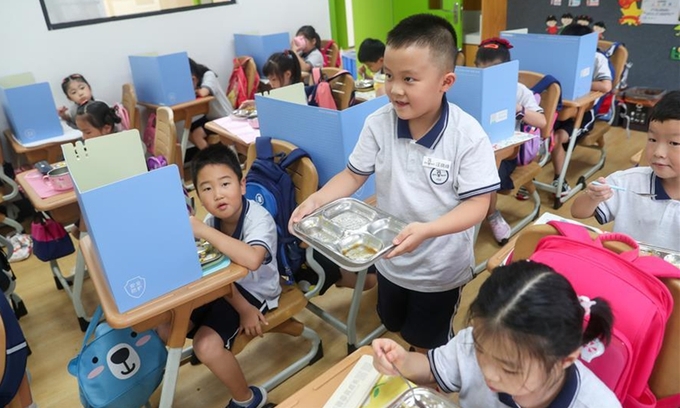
[546,15,559,34]
[675,25,680,36]
[672,46,680,61]
[577,15,593,25]
[568,0,582,6]
[594,21,607,39]
[619,0,643,26]
[561,12,574,26]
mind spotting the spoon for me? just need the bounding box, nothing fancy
[391,362,426,408]
[591,181,656,198]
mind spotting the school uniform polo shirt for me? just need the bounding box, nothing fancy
[428,328,622,408]
[348,97,500,292]
[595,167,680,251]
[205,198,281,308]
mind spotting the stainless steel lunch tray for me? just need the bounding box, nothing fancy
[388,387,461,408]
[355,79,374,89]
[639,243,680,269]
[232,108,257,119]
[293,198,406,272]
[197,239,224,267]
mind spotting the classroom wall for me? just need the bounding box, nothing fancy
[506,0,680,91]
[0,1,331,143]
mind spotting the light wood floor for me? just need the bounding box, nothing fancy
[11,126,645,407]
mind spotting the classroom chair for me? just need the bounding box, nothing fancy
[233,56,260,100]
[228,139,323,391]
[630,148,647,166]
[321,67,355,110]
[455,50,465,68]
[122,83,141,132]
[153,107,184,180]
[0,140,23,234]
[510,223,680,406]
[566,41,629,190]
[502,71,561,237]
[320,40,340,68]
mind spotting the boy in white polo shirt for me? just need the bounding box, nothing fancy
[290,14,500,350]
[572,90,680,251]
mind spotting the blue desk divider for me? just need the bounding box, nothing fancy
[500,31,598,100]
[234,33,290,76]
[255,95,390,200]
[341,50,358,79]
[447,60,518,144]
[74,165,202,313]
[129,52,195,106]
[0,77,63,144]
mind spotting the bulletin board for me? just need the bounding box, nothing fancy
[506,0,680,90]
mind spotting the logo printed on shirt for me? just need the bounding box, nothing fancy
[430,168,449,185]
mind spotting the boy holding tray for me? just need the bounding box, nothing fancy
[290,14,499,351]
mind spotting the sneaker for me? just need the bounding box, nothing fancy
[552,179,571,197]
[488,211,511,245]
[226,386,267,408]
[515,186,530,201]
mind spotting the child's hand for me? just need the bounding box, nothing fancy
[358,65,366,78]
[57,106,69,120]
[372,339,406,376]
[189,216,206,239]
[386,222,430,259]
[195,88,210,98]
[515,103,523,115]
[238,304,268,337]
[239,100,255,110]
[585,177,614,203]
[288,198,320,233]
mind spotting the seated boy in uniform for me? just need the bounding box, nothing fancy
[291,14,499,351]
[571,90,680,251]
[159,144,280,408]
[358,38,385,80]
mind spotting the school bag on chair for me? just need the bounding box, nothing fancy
[68,306,167,408]
[517,75,562,165]
[227,56,260,109]
[245,137,310,285]
[509,221,680,408]
[0,292,29,406]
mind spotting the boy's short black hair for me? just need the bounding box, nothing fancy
[386,13,458,72]
[358,38,386,63]
[191,144,243,188]
[649,90,680,123]
[560,23,593,36]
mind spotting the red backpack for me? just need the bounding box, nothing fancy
[227,57,260,109]
[321,40,341,68]
[512,221,680,408]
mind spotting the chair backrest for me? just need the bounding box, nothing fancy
[236,56,259,96]
[518,70,561,140]
[455,51,465,68]
[245,139,318,205]
[121,83,139,131]
[321,67,354,110]
[597,40,628,90]
[154,107,177,167]
[321,40,340,68]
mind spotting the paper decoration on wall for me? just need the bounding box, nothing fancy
[671,46,680,60]
[546,15,559,33]
[561,13,574,26]
[577,15,594,25]
[551,0,563,5]
[594,21,607,38]
[587,0,600,5]
[675,24,680,35]
[640,0,680,25]
[569,0,582,6]
[619,0,643,25]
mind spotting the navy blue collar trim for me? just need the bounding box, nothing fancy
[216,197,248,240]
[651,173,671,200]
[396,95,449,149]
[497,364,579,408]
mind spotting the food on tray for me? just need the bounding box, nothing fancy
[342,244,379,261]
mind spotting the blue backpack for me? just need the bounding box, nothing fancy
[245,137,310,285]
[0,293,28,406]
[68,306,167,408]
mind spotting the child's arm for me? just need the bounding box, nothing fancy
[518,104,547,129]
[591,79,612,93]
[387,193,491,259]
[289,168,368,230]
[372,339,434,384]
[57,106,70,121]
[190,216,266,272]
[223,286,268,337]
[571,176,614,219]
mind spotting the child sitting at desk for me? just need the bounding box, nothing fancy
[188,58,234,150]
[571,90,680,251]
[291,14,500,351]
[357,38,385,80]
[373,261,620,408]
[75,101,123,139]
[550,24,612,196]
[58,73,96,129]
[291,25,324,73]
[157,144,280,408]
[474,38,547,245]
[239,50,303,110]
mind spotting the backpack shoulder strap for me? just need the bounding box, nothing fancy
[255,136,274,160]
[328,69,352,81]
[279,148,309,169]
[81,305,104,351]
[546,220,594,242]
[531,75,563,111]
[312,67,323,84]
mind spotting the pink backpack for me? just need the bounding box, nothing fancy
[143,112,156,153]
[113,103,131,131]
[516,221,680,408]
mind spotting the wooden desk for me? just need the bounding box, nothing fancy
[4,129,78,166]
[204,119,254,157]
[138,97,214,164]
[278,346,373,408]
[80,236,248,408]
[535,91,603,209]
